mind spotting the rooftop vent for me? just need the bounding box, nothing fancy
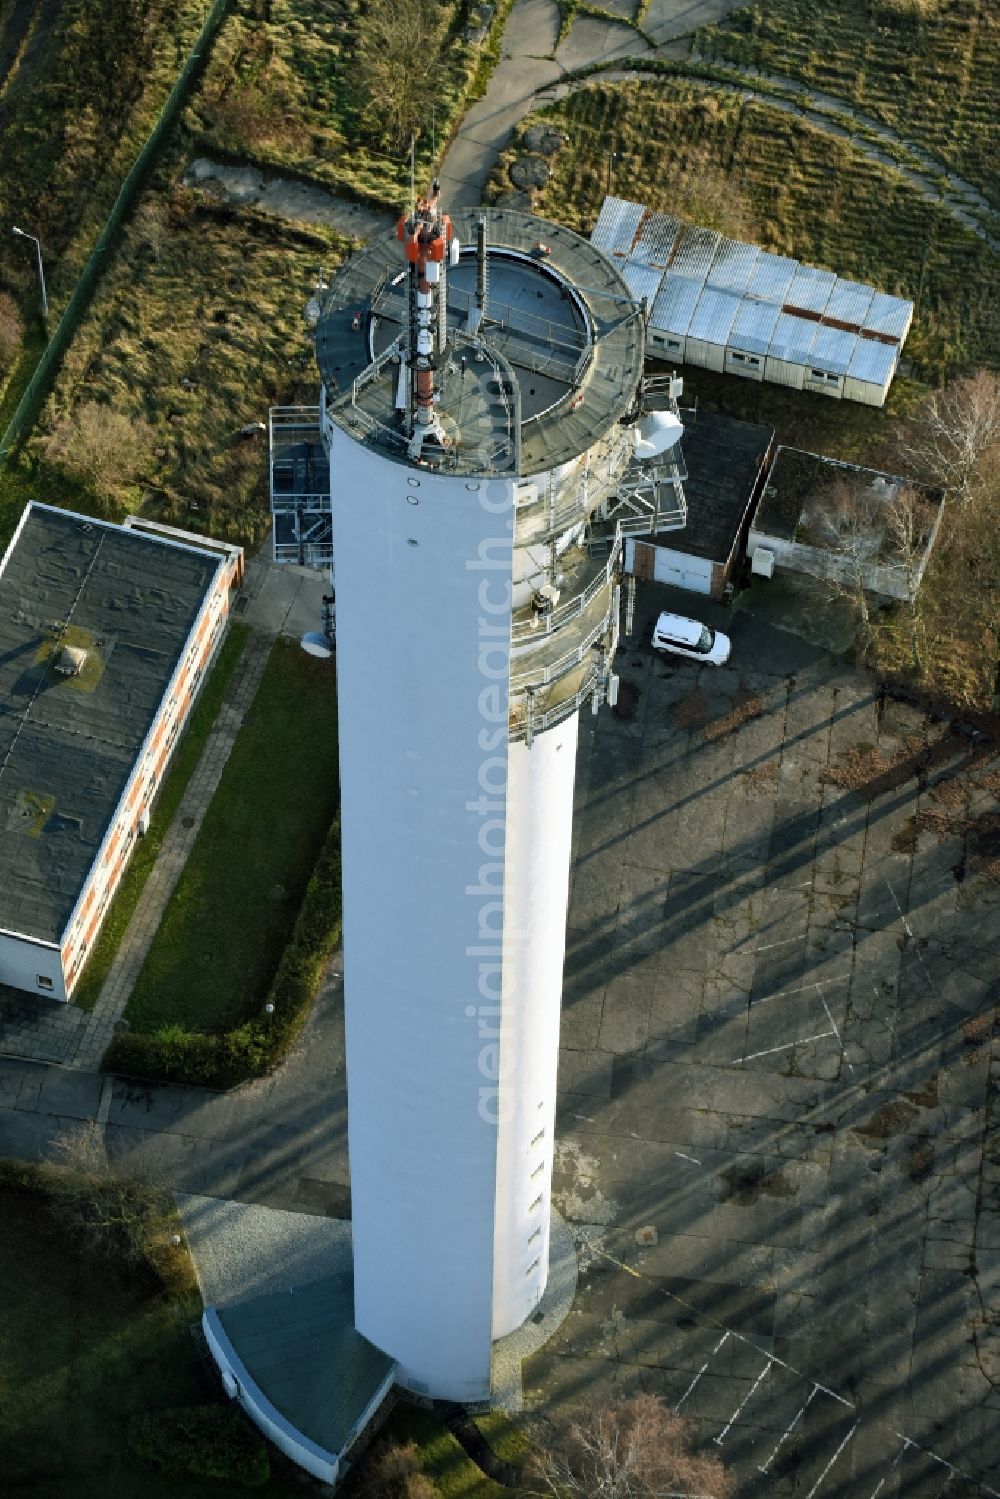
[53,644,87,677]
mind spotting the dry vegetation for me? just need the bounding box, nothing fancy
[494,82,999,379]
[188,0,500,208]
[37,171,348,544]
[0,0,210,312]
[695,0,1000,208]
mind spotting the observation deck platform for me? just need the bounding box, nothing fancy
[315,208,644,479]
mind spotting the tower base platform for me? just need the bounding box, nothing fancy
[178,1194,579,1482]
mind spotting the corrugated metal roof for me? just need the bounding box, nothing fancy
[745,251,798,304]
[768,311,816,362]
[728,298,782,355]
[824,279,875,328]
[849,336,898,385]
[864,291,913,340]
[810,323,858,376]
[633,212,682,268]
[706,238,761,294]
[785,264,836,315]
[687,286,741,345]
[669,226,720,282]
[650,274,703,338]
[620,260,664,308]
[590,195,644,259]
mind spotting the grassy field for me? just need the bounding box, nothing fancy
[694,0,1000,208]
[35,158,347,548]
[0,0,212,324]
[494,82,999,382]
[187,0,505,208]
[125,636,339,1036]
[72,622,250,1012]
[0,1160,302,1497]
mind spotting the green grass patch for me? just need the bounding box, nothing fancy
[471,1410,533,1472]
[693,0,1000,208]
[494,81,1000,379]
[124,636,338,1036]
[0,1158,302,1497]
[72,621,250,1012]
[371,1404,508,1498]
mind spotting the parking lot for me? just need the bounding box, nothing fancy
[543,581,1000,1497]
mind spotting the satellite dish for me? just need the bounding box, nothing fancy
[634,409,684,459]
[300,632,333,659]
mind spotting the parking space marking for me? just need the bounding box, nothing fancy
[714,1354,774,1445]
[735,1031,836,1065]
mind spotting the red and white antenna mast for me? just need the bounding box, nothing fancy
[396,175,457,461]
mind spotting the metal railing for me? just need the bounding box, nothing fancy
[511,531,622,644]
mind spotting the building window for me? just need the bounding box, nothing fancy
[36,975,54,991]
[651,335,665,346]
[732,351,745,363]
[525,1258,540,1276]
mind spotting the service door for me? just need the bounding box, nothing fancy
[652,547,713,595]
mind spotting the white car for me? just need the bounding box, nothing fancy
[652,610,731,665]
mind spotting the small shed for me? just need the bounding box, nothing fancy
[626,410,774,598]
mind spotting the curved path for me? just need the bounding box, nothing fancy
[439,0,1000,254]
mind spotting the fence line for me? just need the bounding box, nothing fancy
[0,0,231,462]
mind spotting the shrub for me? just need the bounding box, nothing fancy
[104,813,342,1088]
[0,292,24,368]
[127,1403,269,1488]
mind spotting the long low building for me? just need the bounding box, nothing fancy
[592,196,913,406]
[0,503,242,1001]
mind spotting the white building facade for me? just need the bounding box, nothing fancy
[315,201,657,1399]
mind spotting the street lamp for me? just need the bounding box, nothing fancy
[11,225,47,321]
[606,150,619,196]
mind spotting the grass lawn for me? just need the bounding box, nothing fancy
[72,621,251,1012]
[358,1403,509,1499]
[125,636,339,1035]
[495,82,999,380]
[0,1166,302,1498]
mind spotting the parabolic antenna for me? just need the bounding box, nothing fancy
[300,631,334,659]
[633,408,684,460]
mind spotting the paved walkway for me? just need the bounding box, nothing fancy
[71,631,273,1070]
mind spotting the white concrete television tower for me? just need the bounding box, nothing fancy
[314,186,676,1401]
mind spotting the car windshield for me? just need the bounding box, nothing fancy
[697,626,714,652]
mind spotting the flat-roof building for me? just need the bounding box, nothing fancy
[0,504,242,1001]
[593,196,914,406]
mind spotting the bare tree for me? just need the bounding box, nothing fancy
[811,475,886,644]
[39,401,156,512]
[45,1120,169,1265]
[0,290,23,368]
[529,1392,733,1499]
[354,0,449,149]
[898,371,1000,510]
[883,483,937,673]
